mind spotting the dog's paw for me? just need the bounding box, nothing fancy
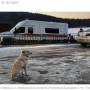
[25,74,29,76]
[10,77,18,81]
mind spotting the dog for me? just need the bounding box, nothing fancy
[10,50,32,80]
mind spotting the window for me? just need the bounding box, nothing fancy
[45,28,59,34]
[14,27,25,34]
[28,27,33,33]
[86,33,90,36]
[85,29,90,32]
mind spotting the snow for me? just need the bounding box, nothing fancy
[68,27,90,34]
[0,44,90,84]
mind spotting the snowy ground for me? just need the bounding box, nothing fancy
[0,44,90,84]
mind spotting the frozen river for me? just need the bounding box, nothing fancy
[0,44,90,84]
[68,27,90,34]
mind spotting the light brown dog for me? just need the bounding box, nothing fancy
[11,50,32,80]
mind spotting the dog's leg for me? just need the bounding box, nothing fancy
[21,68,24,75]
[23,66,27,76]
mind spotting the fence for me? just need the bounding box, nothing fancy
[0,34,78,45]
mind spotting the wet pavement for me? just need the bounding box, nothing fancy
[0,44,90,84]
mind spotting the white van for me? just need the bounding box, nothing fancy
[0,20,68,44]
[76,29,90,46]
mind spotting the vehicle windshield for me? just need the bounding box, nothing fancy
[10,27,15,32]
[10,21,24,32]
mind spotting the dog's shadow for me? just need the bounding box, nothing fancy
[11,75,31,83]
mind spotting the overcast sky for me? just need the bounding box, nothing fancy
[39,12,90,19]
[0,0,90,19]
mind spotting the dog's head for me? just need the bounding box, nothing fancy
[22,50,32,57]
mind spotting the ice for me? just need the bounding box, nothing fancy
[68,27,90,34]
[0,44,90,84]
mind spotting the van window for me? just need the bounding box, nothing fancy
[28,27,33,33]
[45,28,59,34]
[14,27,25,34]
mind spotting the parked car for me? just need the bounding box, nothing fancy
[76,29,90,46]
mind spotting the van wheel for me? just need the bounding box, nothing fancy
[1,38,12,45]
[81,43,87,47]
